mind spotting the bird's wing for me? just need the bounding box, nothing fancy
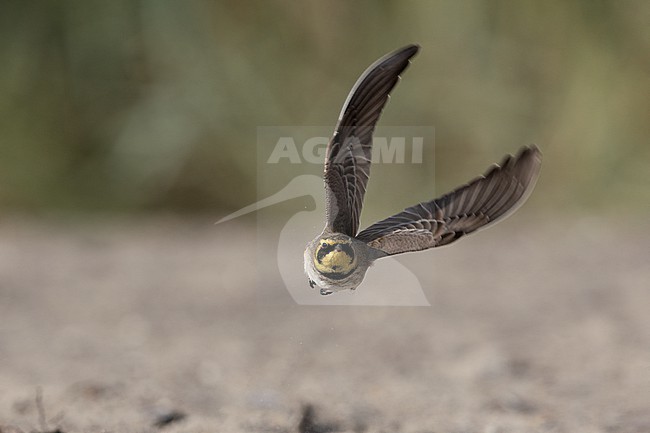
[324,44,419,236]
[356,145,542,255]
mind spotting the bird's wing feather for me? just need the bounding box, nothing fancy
[356,145,542,255]
[324,44,419,236]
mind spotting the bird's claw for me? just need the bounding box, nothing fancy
[308,280,333,295]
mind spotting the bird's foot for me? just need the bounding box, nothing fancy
[309,279,316,288]
[320,288,333,296]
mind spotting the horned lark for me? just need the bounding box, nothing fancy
[304,44,542,296]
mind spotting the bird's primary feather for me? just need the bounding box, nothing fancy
[356,145,542,255]
[324,44,420,237]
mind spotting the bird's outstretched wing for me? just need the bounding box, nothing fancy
[324,44,419,236]
[356,145,542,255]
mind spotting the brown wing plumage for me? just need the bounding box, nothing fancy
[356,145,542,255]
[324,44,419,236]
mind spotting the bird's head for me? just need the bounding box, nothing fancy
[313,236,358,278]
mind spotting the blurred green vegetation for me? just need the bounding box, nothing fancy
[1,0,648,215]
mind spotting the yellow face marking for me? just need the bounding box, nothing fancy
[319,250,353,271]
[313,238,357,275]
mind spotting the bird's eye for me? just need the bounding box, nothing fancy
[321,242,328,248]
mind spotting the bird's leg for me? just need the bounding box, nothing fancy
[309,279,316,288]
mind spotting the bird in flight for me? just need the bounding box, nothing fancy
[304,44,542,296]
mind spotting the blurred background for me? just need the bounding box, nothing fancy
[1,0,648,216]
[1,1,649,432]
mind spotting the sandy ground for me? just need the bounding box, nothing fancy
[0,215,649,433]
